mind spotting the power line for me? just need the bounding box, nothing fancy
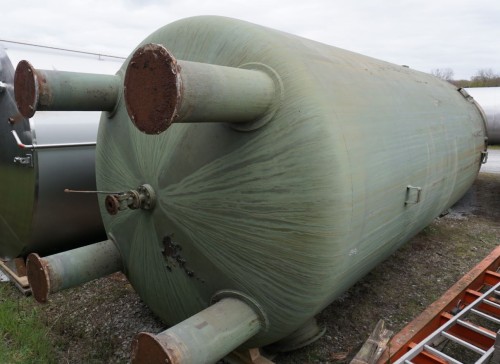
[0,39,126,60]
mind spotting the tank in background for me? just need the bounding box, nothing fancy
[0,42,123,258]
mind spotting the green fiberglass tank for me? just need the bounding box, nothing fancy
[14,16,487,363]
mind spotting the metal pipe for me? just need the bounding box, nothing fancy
[11,130,96,149]
[131,297,263,364]
[14,60,121,118]
[26,239,122,303]
[124,43,278,134]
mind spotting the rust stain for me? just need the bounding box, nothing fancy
[131,332,177,364]
[105,195,121,215]
[124,43,181,135]
[26,253,51,303]
[14,60,38,118]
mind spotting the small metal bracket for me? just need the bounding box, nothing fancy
[458,88,474,103]
[13,154,33,167]
[481,150,488,164]
[405,185,422,205]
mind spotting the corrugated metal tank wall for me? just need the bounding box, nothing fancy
[95,16,487,347]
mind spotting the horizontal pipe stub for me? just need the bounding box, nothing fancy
[105,184,156,215]
[26,240,122,303]
[131,297,263,364]
[26,253,51,303]
[124,43,277,135]
[124,44,180,134]
[14,60,121,119]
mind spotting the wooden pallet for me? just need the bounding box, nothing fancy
[0,257,31,295]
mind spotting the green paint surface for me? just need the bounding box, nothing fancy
[96,16,486,347]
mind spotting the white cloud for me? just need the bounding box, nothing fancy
[0,0,498,79]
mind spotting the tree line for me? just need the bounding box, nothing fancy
[430,68,500,87]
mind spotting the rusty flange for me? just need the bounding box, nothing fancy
[26,253,51,303]
[131,332,176,364]
[14,60,39,118]
[124,44,181,135]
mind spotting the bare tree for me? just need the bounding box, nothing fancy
[430,68,454,82]
[470,68,500,87]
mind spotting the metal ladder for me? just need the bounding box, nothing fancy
[394,281,500,364]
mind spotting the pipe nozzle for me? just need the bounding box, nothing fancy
[14,60,121,118]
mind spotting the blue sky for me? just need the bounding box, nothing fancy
[1,0,498,79]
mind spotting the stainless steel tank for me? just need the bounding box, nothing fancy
[0,42,123,258]
[466,87,500,144]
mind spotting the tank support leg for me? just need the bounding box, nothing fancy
[26,239,122,303]
[131,297,263,364]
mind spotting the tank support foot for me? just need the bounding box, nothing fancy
[265,317,325,353]
[26,239,122,303]
[131,297,264,364]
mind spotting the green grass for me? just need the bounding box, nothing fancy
[0,285,56,363]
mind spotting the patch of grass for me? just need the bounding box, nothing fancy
[0,284,56,363]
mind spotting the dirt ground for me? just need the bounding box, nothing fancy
[277,171,500,363]
[2,157,500,363]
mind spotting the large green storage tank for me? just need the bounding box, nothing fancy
[15,16,487,363]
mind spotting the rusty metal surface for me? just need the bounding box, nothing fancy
[103,184,157,215]
[378,245,500,363]
[131,297,262,363]
[124,43,276,135]
[124,44,180,135]
[131,332,176,364]
[26,253,51,303]
[14,62,121,118]
[26,240,121,302]
[13,60,38,118]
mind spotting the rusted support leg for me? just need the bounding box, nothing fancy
[26,239,122,303]
[131,297,264,364]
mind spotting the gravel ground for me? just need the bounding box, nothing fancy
[2,164,499,363]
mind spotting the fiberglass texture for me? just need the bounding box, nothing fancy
[96,16,485,346]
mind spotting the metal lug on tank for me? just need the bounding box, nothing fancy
[104,184,156,215]
[14,60,121,118]
[26,239,122,303]
[405,185,422,205]
[124,43,280,134]
[131,297,264,364]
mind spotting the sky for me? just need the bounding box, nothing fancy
[0,0,498,80]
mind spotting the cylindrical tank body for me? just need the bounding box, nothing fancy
[95,17,487,348]
[0,42,122,258]
[465,87,500,144]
